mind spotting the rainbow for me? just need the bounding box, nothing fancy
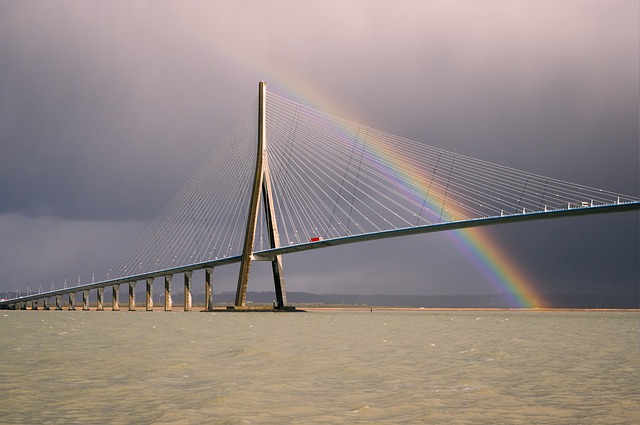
[269,78,543,308]
[451,228,541,308]
[210,49,543,307]
[338,121,543,309]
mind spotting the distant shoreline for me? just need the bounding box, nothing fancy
[302,306,640,312]
[6,305,638,312]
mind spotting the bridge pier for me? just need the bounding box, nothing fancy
[164,275,172,311]
[96,287,104,311]
[146,278,153,311]
[20,302,27,310]
[68,293,76,310]
[204,267,214,311]
[55,294,62,310]
[112,285,120,311]
[184,271,192,311]
[43,297,50,310]
[31,300,38,310]
[129,282,136,311]
[82,290,90,311]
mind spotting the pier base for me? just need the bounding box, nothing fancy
[223,305,302,312]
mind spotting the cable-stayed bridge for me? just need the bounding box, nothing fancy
[2,82,638,311]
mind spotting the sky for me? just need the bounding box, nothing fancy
[0,1,638,305]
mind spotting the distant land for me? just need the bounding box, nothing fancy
[120,291,638,309]
[233,292,639,309]
[41,290,637,309]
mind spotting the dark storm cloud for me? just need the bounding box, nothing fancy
[0,2,246,220]
[0,1,637,301]
[0,214,148,295]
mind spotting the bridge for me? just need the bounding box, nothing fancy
[2,82,638,311]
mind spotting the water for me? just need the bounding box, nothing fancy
[0,309,637,424]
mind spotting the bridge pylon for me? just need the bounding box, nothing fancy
[234,81,287,308]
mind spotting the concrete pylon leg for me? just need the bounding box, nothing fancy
[43,297,50,310]
[68,293,76,310]
[31,300,38,310]
[261,133,287,307]
[96,288,104,311]
[129,282,136,311]
[82,290,90,310]
[204,267,214,311]
[145,278,153,311]
[55,295,62,310]
[112,285,120,311]
[164,275,172,311]
[184,271,192,312]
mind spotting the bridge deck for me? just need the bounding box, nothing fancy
[253,202,640,260]
[1,201,637,308]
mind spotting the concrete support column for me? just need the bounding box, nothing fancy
[145,278,153,311]
[20,302,27,310]
[68,293,76,310]
[82,290,90,311]
[164,275,172,311]
[55,294,62,310]
[43,297,50,310]
[204,267,214,311]
[184,271,192,312]
[129,282,136,311]
[96,288,104,311]
[31,300,38,310]
[112,285,120,311]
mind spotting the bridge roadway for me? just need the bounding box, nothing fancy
[1,201,638,310]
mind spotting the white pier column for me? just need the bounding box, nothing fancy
[68,293,76,310]
[204,267,214,311]
[164,275,172,311]
[129,282,136,311]
[82,290,90,311]
[96,288,104,311]
[112,285,120,311]
[184,271,192,312]
[145,278,153,311]
[31,300,38,310]
[43,297,50,310]
[55,294,63,310]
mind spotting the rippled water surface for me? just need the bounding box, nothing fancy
[0,310,638,424]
